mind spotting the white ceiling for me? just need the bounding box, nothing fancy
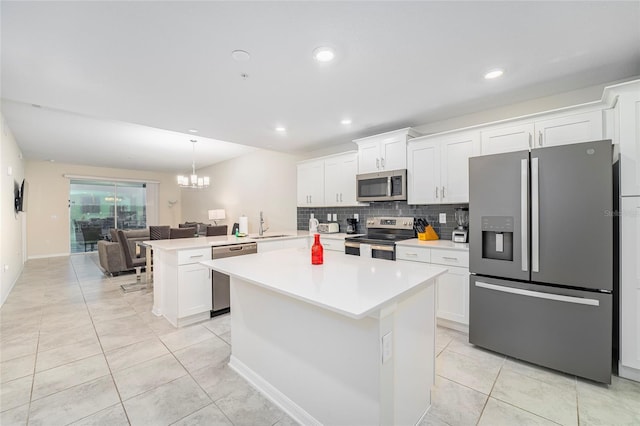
[2,1,639,172]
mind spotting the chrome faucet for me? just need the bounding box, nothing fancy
[259,211,268,236]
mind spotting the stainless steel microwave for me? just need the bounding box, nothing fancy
[356,169,407,202]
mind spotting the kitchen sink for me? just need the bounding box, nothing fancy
[252,235,291,239]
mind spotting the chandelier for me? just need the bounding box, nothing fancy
[177,139,210,189]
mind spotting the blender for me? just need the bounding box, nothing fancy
[451,207,469,243]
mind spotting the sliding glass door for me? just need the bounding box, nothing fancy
[69,180,147,253]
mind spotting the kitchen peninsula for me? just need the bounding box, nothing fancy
[147,232,311,326]
[201,248,447,425]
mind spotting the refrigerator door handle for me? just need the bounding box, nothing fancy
[521,159,528,272]
[475,281,600,306]
[532,157,540,272]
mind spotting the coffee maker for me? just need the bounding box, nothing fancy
[346,218,358,234]
[451,207,469,243]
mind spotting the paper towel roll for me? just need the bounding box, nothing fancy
[239,215,249,234]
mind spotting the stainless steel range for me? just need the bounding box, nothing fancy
[344,217,414,260]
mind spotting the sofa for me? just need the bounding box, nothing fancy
[97,229,149,275]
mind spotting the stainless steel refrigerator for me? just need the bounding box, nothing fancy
[469,140,614,384]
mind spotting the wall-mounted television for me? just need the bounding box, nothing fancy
[14,179,28,213]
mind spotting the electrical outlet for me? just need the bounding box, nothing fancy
[327,213,331,222]
[353,213,359,220]
[439,213,447,224]
[382,332,393,363]
[332,213,337,221]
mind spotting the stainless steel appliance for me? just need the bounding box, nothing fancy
[317,223,339,233]
[346,218,358,234]
[356,169,407,202]
[451,207,469,243]
[469,140,614,383]
[211,242,257,316]
[345,217,414,260]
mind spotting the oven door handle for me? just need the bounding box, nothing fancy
[371,244,395,252]
[344,241,361,249]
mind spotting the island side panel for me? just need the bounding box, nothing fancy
[392,281,436,425]
[229,276,381,425]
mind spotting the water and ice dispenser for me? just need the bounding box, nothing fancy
[481,216,514,261]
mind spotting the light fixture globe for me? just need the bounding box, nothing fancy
[177,139,210,189]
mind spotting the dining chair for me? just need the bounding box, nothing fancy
[117,229,147,293]
[170,227,196,239]
[206,225,228,236]
[150,225,170,240]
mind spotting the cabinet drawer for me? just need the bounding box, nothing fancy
[396,246,430,263]
[430,249,469,267]
[178,248,211,265]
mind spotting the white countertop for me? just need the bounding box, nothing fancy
[395,239,469,251]
[200,248,447,319]
[146,231,307,251]
[145,231,359,251]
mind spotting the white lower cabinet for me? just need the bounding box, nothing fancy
[397,245,469,330]
[177,263,212,317]
[158,246,212,327]
[620,197,640,381]
[434,265,469,327]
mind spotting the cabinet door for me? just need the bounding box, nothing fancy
[436,266,469,325]
[481,123,534,155]
[338,154,358,205]
[380,135,407,170]
[441,132,476,203]
[324,157,342,206]
[257,240,284,253]
[620,197,640,373]
[177,263,212,317]
[357,139,381,173]
[619,92,640,196]
[535,110,603,148]
[297,161,324,206]
[407,140,439,204]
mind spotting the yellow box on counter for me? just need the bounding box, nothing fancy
[417,225,439,241]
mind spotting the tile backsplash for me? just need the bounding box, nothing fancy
[297,201,469,240]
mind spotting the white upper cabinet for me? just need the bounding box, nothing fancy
[534,110,603,148]
[481,123,534,155]
[617,90,640,196]
[324,152,359,206]
[408,131,476,204]
[480,110,603,155]
[297,160,324,207]
[297,152,361,207]
[355,128,420,174]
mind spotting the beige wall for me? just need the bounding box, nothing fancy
[1,114,25,305]
[181,149,298,234]
[25,161,181,258]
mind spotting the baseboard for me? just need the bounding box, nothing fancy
[229,355,322,426]
[28,252,70,259]
[618,363,640,383]
[437,317,469,334]
[0,264,23,307]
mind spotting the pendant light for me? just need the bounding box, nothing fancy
[177,139,210,189]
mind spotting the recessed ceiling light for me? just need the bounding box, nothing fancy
[341,119,352,125]
[188,129,198,133]
[275,126,286,132]
[313,47,335,63]
[484,69,504,79]
[231,50,251,61]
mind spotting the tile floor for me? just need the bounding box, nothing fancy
[1,254,638,425]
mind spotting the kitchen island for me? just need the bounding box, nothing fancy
[201,248,447,425]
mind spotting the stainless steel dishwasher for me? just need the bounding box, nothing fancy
[211,242,258,317]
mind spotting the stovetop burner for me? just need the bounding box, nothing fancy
[344,216,415,245]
